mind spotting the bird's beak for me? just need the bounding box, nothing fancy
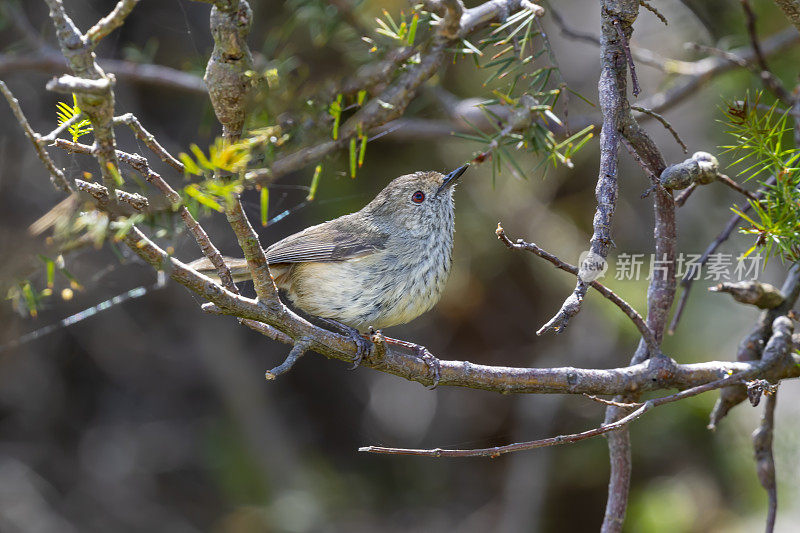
[438,164,469,193]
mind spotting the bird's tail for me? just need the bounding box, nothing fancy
[187,256,253,282]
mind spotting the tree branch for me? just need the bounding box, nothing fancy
[360,316,794,457]
[537,1,634,337]
[639,28,799,113]
[0,80,72,192]
[496,224,658,353]
[85,0,140,47]
[753,389,778,533]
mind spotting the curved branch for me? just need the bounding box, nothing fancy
[360,317,795,457]
[496,224,658,352]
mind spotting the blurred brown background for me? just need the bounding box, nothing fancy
[1,1,799,531]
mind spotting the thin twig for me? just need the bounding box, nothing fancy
[639,1,667,25]
[716,173,759,201]
[674,183,697,207]
[538,5,631,336]
[0,81,72,192]
[496,224,659,353]
[669,176,776,334]
[582,394,641,408]
[85,0,140,47]
[630,105,687,153]
[113,113,183,171]
[265,339,311,379]
[741,0,792,105]
[613,19,640,97]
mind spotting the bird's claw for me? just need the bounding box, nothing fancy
[350,333,371,370]
[415,345,441,389]
[317,318,372,370]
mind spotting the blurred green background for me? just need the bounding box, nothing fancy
[1,1,799,531]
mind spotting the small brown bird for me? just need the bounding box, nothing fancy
[190,165,468,379]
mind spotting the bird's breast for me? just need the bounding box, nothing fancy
[283,229,454,331]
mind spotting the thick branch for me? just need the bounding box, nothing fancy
[360,318,794,457]
[709,263,800,428]
[44,0,122,198]
[753,390,778,533]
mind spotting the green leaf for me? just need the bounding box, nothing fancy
[184,184,223,211]
[407,13,418,45]
[190,144,213,170]
[349,137,357,178]
[178,152,203,175]
[106,162,124,186]
[260,187,269,226]
[358,135,368,167]
[330,94,343,140]
[307,164,322,201]
[37,255,56,288]
[21,281,38,318]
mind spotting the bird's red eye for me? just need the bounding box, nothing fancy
[411,190,425,203]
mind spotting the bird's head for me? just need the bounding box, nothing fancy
[365,165,468,232]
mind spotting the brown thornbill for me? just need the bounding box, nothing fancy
[189,165,469,384]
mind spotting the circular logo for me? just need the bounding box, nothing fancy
[578,251,608,282]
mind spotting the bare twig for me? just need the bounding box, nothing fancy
[674,183,697,207]
[74,179,149,211]
[537,2,631,336]
[669,175,776,334]
[85,0,140,47]
[709,264,800,428]
[613,19,640,97]
[639,1,667,25]
[39,112,85,145]
[639,28,799,113]
[630,105,687,153]
[113,114,183,171]
[752,390,778,533]
[0,80,72,192]
[496,224,658,353]
[265,339,311,379]
[716,173,759,201]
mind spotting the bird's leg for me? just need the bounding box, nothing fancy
[316,318,371,369]
[378,335,441,389]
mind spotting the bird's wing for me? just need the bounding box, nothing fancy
[265,217,389,264]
